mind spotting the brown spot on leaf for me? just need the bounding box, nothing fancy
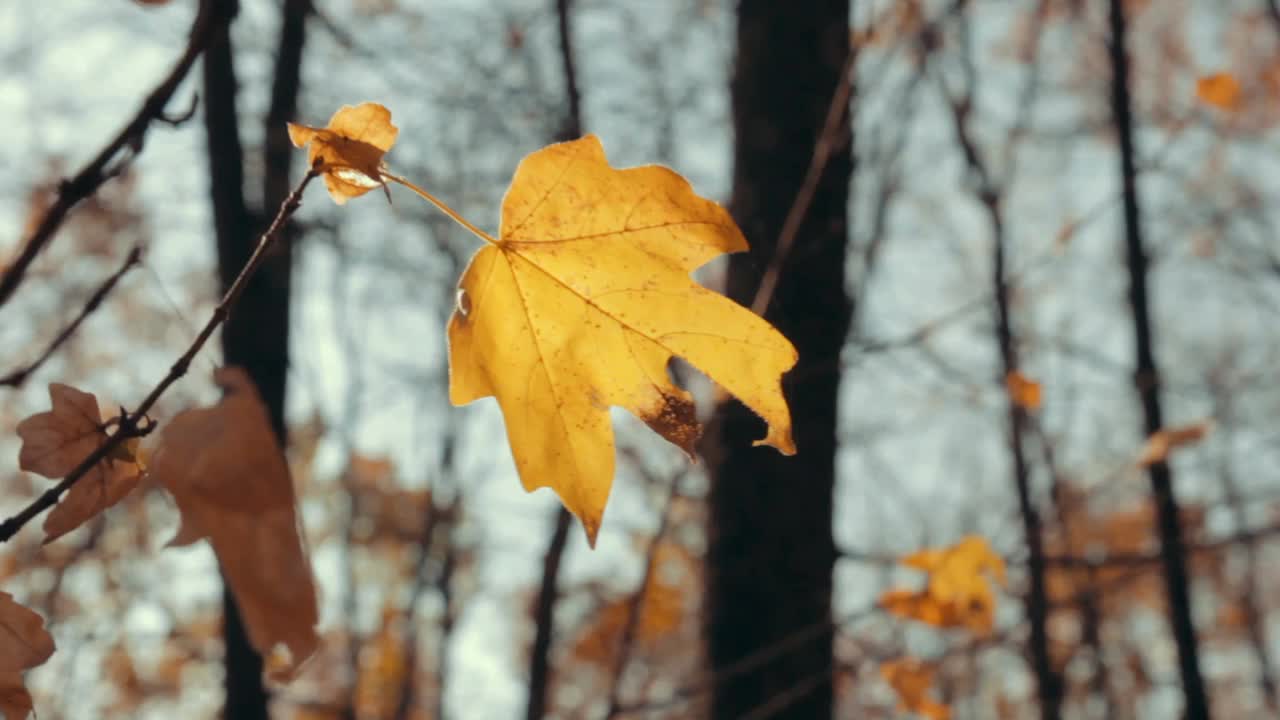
[641,392,700,458]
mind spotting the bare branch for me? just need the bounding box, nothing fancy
[0,0,229,310]
[603,469,685,718]
[0,167,321,545]
[0,245,143,388]
[931,8,1061,716]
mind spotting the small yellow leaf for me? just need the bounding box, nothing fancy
[0,592,55,720]
[15,384,144,543]
[1005,371,1041,410]
[150,367,318,680]
[447,135,797,544]
[882,535,1005,633]
[1137,420,1213,467]
[1196,73,1242,111]
[288,103,399,204]
[881,658,950,720]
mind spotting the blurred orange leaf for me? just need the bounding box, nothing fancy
[1137,420,1213,467]
[151,367,318,680]
[445,134,797,544]
[0,592,55,720]
[288,103,398,204]
[881,535,1006,633]
[881,658,949,720]
[1196,73,1242,110]
[1005,371,1041,410]
[16,384,144,543]
[354,610,407,718]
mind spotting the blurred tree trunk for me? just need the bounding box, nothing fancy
[1107,1,1209,717]
[203,1,307,717]
[704,2,851,719]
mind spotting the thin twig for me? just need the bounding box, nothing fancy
[1211,390,1279,713]
[158,93,201,126]
[0,0,228,310]
[0,245,143,387]
[838,517,1280,569]
[738,668,833,720]
[603,470,684,718]
[525,507,573,720]
[931,8,1061,717]
[0,167,320,545]
[614,607,876,717]
[748,51,855,317]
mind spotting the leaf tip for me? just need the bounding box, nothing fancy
[753,426,796,456]
[581,515,601,548]
[286,122,310,148]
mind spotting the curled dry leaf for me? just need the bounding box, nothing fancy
[1137,420,1213,468]
[0,592,55,720]
[880,535,1006,634]
[880,658,950,720]
[150,367,318,680]
[15,384,144,543]
[287,103,398,204]
[448,135,797,544]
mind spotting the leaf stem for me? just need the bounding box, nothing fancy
[384,171,500,246]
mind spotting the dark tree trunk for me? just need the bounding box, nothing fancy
[1107,1,1210,717]
[203,1,307,717]
[705,2,851,719]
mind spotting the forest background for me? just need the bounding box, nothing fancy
[2,0,1279,719]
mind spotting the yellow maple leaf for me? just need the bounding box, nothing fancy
[0,592,55,720]
[881,658,950,720]
[287,103,398,204]
[149,367,318,680]
[439,135,797,544]
[882,535,1006,633]
[15,384,145,543]
[1196,73,1242,111]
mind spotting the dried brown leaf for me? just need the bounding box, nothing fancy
[151,367,318,680]
[15,384,144,543]
[288,103,398,204]
[0,592,55,720]
[1137,420,1214,467]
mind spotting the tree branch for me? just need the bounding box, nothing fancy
[0,245,143,387]
[525,507,573,720]
[0,0,227,310]
[931,11,1061,717]
[0,167,320,545]
[603,469,684,718]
